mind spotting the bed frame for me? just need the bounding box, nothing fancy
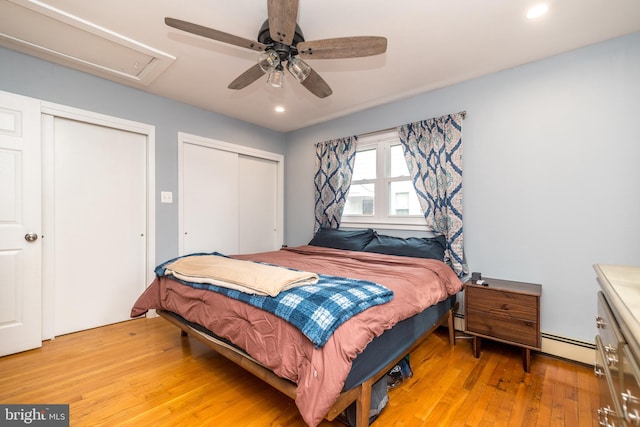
[158,303,457,427]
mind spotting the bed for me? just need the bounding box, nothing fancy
[131,229,463,426]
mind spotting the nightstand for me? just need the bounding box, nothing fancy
[464,278,542,372]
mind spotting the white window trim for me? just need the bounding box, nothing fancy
[341,130,432,231]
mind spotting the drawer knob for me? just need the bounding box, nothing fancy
[593,363,605,378]
[598,406,618,427]
[623,390,640,425]
[604,345,618,367]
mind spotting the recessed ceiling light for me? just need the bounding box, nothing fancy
[527,3,549,19]
[275,106,285,113]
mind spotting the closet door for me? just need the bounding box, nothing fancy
[179,134,282,256]
[50,117,147,336]
[182,142,239,255]
[238,154,278,254]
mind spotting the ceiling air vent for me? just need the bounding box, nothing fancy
[0,0,175,86]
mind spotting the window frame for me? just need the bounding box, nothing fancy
[341,130,431,231]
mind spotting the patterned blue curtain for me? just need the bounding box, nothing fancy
[397,113,467,276]
[313,136,357,232]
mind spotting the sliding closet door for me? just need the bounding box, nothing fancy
[181,142,239,255]
[179,133,283,257]
[50,117,147,336]
[238,154,278,254]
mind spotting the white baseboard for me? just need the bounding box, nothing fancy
[453,315,595,366]
[540,333,595,365]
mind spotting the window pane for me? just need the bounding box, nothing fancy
[344,184,375,215]
[352,148,376,181]
[388,181,422,216]
[390,145,409,177]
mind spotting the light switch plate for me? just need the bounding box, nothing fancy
[160,191,173,203]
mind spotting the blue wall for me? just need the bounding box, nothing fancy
[2,31,638,343]
[284,32,640,342]
[0,47,286,263]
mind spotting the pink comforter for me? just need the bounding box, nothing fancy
[131,245,462,426]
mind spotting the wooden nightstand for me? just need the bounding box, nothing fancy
[464,278,542,372]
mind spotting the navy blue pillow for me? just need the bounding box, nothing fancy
[363,233,446,261]
[308,228,375,251]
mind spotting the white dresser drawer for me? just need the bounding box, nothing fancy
[621,345,640,425]
[595,264,640,427]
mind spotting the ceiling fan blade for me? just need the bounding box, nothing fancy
[165,17,266,52]
[267,0,299,45]
[301,68,332,98]
[298,36,387,59]
[228,64,266,90]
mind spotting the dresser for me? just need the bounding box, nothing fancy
[464,278,542,372]
[594,264,640,426]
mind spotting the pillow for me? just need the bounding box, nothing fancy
[308,228,375,251]
[363,233,446,261]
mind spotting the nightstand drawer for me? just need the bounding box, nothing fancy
[466,308,539,347]
[466,286,537,322]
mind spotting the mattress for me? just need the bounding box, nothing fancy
[132,245,462,426]
[343,294,455,390]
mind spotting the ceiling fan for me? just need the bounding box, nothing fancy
[165,0,387,98]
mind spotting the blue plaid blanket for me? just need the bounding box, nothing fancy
[155,253,393,347]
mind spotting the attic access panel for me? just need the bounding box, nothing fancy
[0,0,175,86]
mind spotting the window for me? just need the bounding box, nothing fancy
[342,130,428,229]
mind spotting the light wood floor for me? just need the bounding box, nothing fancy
[0,317,598,426]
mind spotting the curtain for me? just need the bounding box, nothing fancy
[398,113,467,276]
[313,136,357,232]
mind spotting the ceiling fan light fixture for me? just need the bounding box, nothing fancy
[258,50,280,73]
[287,56,311,83]
[166,0,388,98]
[267,67,285,88]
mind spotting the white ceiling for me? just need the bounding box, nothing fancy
[1,0,639,132]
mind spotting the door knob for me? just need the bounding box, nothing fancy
[25,233,39,242]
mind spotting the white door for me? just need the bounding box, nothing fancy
[182,142,239,255]
[49,117,147,336]
[0,91,42,357]
[238,154,278,254]
[179,133,283,257]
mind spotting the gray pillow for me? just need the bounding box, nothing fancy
[308,228,375,251]
[363,233,446,261]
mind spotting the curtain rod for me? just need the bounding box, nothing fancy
[357,110,467,138]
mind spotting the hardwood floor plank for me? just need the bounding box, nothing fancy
[560,363,580,426]
[507,382,530,427]
[536,357,556,426]
[465,352,506,426]
[577,365,598,427]
[0,318,598,426]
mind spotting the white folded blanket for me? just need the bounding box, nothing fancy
[164,255,319,297]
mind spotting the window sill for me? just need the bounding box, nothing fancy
[340,219,433,232]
